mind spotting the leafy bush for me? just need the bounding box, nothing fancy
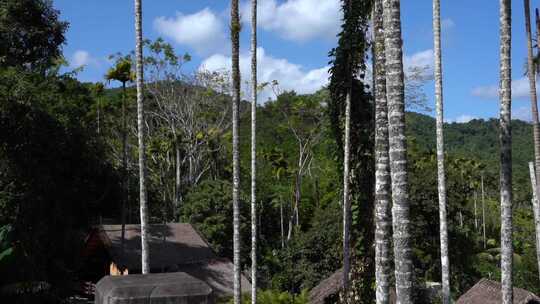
[225,289,309,304]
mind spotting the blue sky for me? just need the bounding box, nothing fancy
[54,0,540,122]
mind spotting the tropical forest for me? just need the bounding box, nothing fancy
[2,0,540,304]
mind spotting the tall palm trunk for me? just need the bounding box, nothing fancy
[175,143,181,210]
[482,174,487,249]
[341,0,353,295]
[134,0,150,274]
[474,191,478,231]
[373,1,392,303]
[342,89,351,294]
[528,162,540,280]
[231,0,242,302]
[433,1,450,302]
[121,81,128,264]
[499,1,513,302]
[382,0,413,302]
[250,0,258,302]
[524,0,540,185]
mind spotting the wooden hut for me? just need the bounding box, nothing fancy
[456,278,540,304]
[82,223,251,298]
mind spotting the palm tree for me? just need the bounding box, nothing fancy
[482,173,487,249]
[433,0,450,302]
[373,0,392,303]
[250,0,258,303]
[498,0,513,302]
[105,57,133,267]
[524,0,540,189]
[134,0,150,274]
[528,162,540,280]
[342,0,353,294]
[382,0,413,302]
[525,0,540,283]
[231,0,242,303]
[93,82,105,134]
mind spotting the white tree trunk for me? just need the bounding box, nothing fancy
[482,174,487,249]
[499,1,513,302]
[231,0,242,302]
[342,90,352,294]
[250,0,258,302]
[373,1,392,302]
[382,0,413,302]
[175,143,181,211]
[524,0,540,186]
[474,191,478,231]
[135,0,150,274]
[528,162,540,281]
[433,1,450,302]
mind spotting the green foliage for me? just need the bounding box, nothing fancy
[226,289,309,304]
[268,204,341,293]
[181,179,249,260]
[0,0,68,71]
[105,56,134,85]
[327,0,374,300]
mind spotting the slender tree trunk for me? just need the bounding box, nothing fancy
[135,0,150,274]
[433,1,450,302]
[294,173,301,228]
[482,174,487,249]
[528,162,540,281]
[382,1,413,302]
[524,0,540,185]
[97,98,100,134]
[342,89,352,295]
[250,0,258,302]
[175,143,181,212]
[121,81,127,264]
[280,199,284,248]
[499,1,513,302]
[474,191,478,231]
[373,1,392,303]
[231,0,242,302]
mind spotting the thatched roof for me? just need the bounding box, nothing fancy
[98,223,215,270]
[457,278,540,304]
[309,268,343,304]
[89,223,251,297]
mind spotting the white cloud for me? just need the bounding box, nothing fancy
[451,114,477,123]
[441,18,455,30]
[71,50,91,67]
[471,77,535,99]
[199,47,329,100]
[404,49,434,73]
[513,106,531,121]
[241,0,342,42]
[154,8,227,55]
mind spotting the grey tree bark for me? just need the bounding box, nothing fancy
[433,1,450,302]
[121,82,128,264]
[341,0,353,294]
[528,162,540,280]
[175,144,181,210]
[231,0,242,302]
[342,90,351,295]
[373,1,392,303]
[482,174,487,249]
[250,0,258,302]
[382,0,413,302]
[474,191,478,231]
[135,0,150,274]
[524,0,540,186]
[499,1,513,303]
